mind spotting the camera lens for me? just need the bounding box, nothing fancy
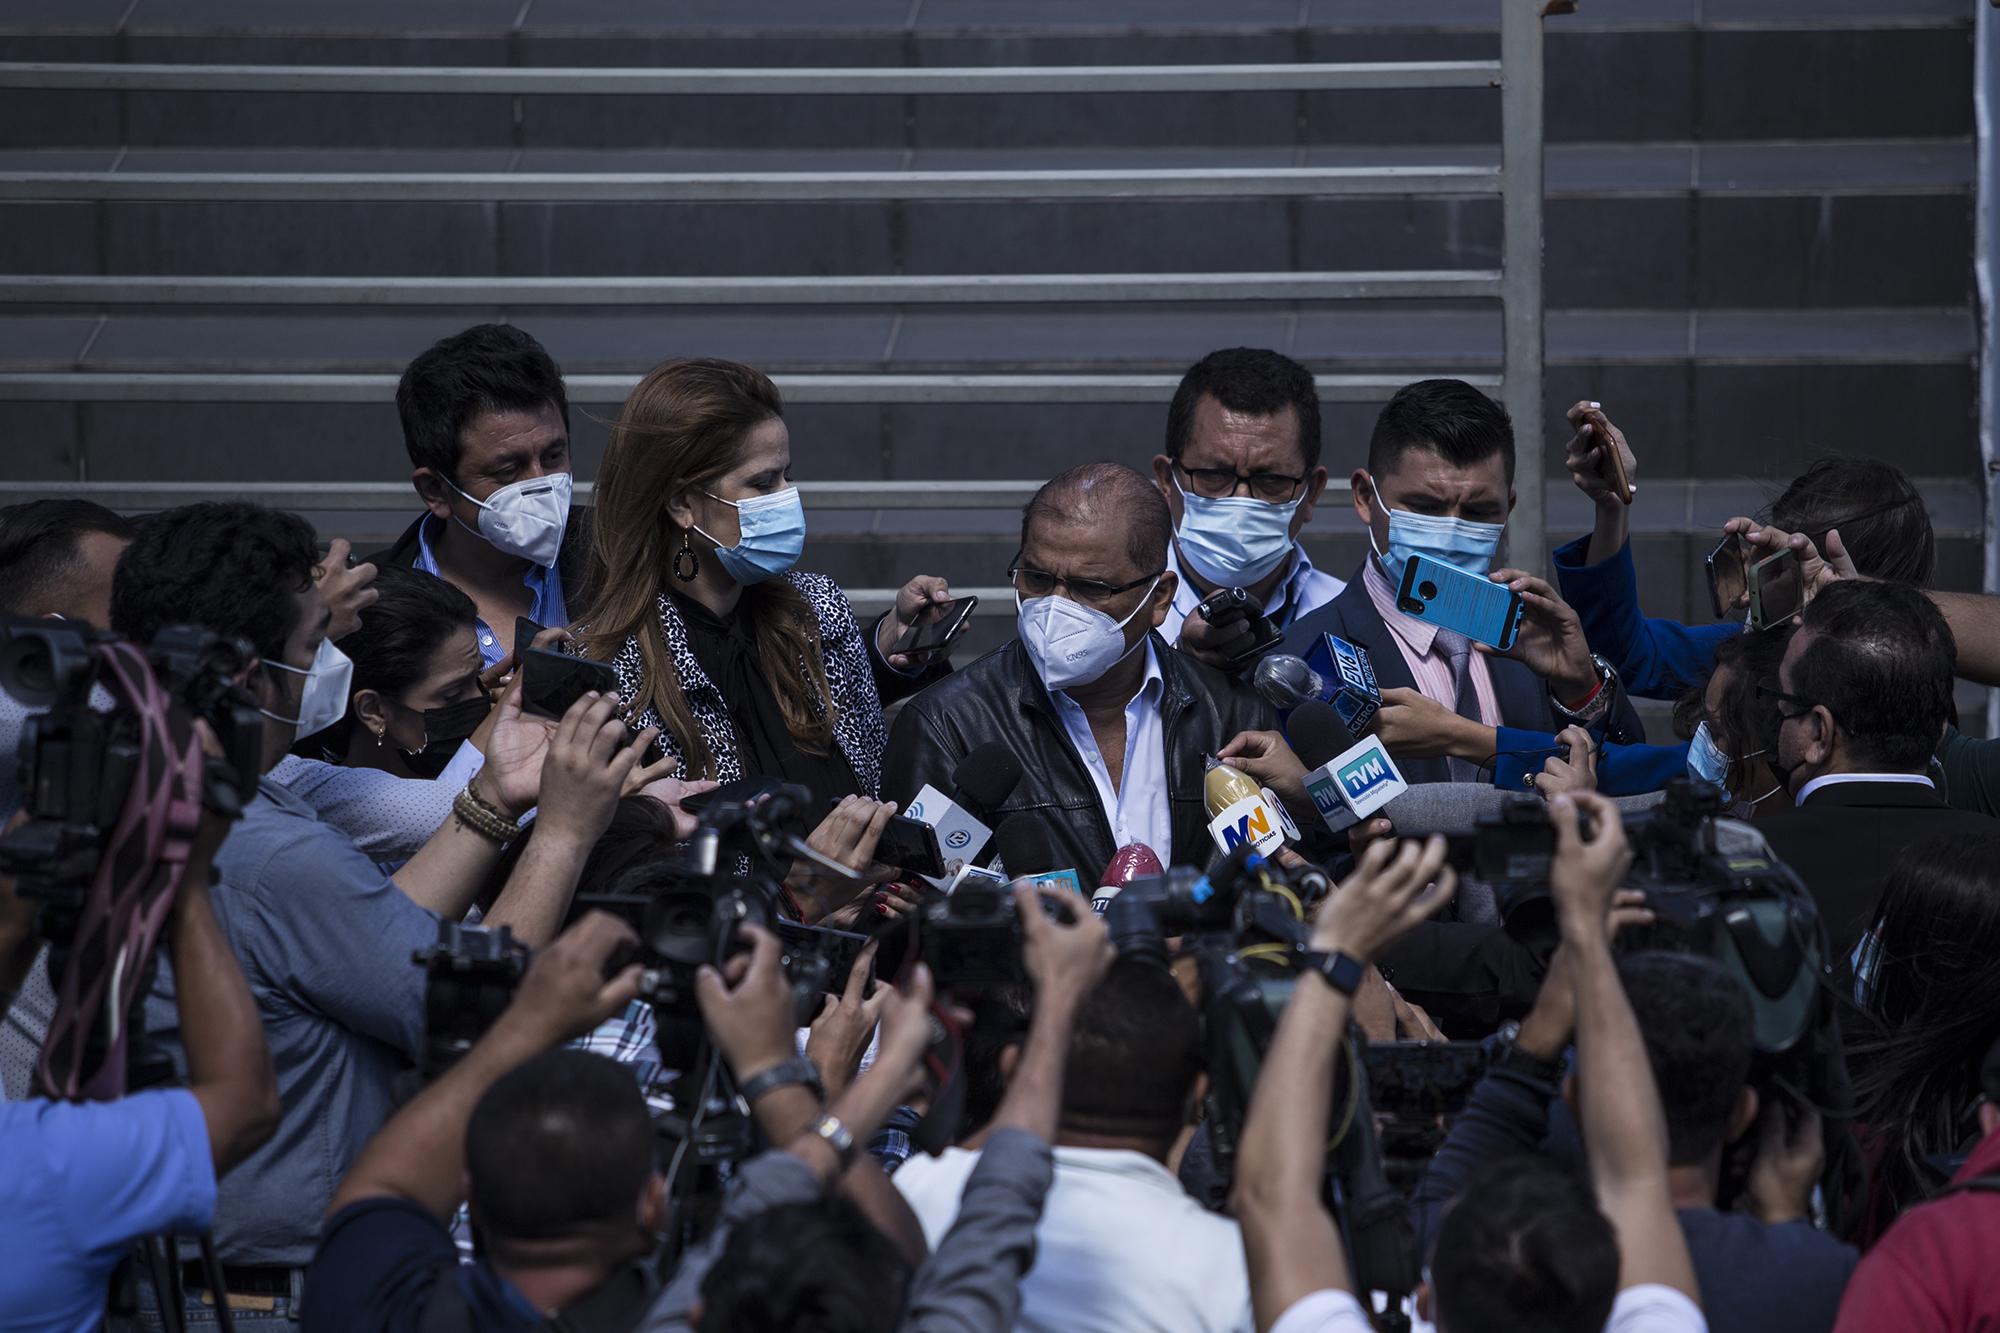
[0,636,57,707]
[1418,580,1438,600]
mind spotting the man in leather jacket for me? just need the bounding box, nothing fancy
[882,462,1273,882]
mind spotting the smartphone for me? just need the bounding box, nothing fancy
[1705,533,1751,620]
[1747,548,1806,631]
[1195,587,1283,666]
[1396,553,1523,651]
[889,597,979,658]
[514,615,547,661]
[827,798,948,878]
[520,645,619,720]
[774,919,874,996]
[1586,408,1632,507]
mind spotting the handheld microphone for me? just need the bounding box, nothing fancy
[1203,754,1295,857]
[1091,842,1165,914]
[1289,700,1407,835]
[908,742,1025,887]
[1256,635,1383,736]
[993,814,1082,896]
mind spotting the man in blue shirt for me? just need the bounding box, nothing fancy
[0,777,280,1333]
[110,501,653,1329]
[373,324,587,668]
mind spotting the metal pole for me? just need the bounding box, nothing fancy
[1501,1,1549,579]
[1978,0,1999,736]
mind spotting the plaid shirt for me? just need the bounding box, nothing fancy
[572,1000,678,1116]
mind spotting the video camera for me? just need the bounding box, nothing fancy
[0,616,267,1100]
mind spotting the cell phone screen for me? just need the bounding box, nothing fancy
[1706,535,1750,620]
[520,646,619,720]
[1749,550,1806,631]
[891,598,977,656]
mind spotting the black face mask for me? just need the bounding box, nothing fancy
[397,695,491,779]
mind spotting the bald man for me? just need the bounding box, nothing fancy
[882,463,1273,880]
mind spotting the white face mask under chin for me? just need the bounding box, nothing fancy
[1016,581,1157,692]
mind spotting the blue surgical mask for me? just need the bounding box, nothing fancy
[1362,476,1505,580]
[1687,720,1775,810]
[1172,477,1300,586]
[695,486,806,585]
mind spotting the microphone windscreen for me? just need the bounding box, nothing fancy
[994,814,1058,878]
[1253,654,1323,710]
[1099,843,1165,889]
[951,743,1024,816]
[1288,700,1356,771]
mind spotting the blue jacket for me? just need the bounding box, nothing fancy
[1491,728,1690,796]
[1551,534,1742,701]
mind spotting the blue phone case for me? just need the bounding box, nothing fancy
[1395,554,1522,650]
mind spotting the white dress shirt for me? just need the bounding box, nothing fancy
[1793,771,1934,807]
[894,1143,1255,1333]
[1160,541,1346,646]
[1047,640,1172,864]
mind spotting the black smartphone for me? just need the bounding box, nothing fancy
[1747,547,1806,632]
[889,597,979,658]
[827,797,947,878]
[515,615,547,661]
[774,919,875,995]
[1705,534,1750,620]
[520,646,618,720]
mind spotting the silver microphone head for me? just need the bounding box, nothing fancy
[1252,653,1325,709]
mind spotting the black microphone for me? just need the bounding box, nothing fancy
[950,742,1023,819]
[1288,700,1357,771]
[993,814,1082,895]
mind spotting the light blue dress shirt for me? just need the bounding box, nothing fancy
[412,514,568,667]
[1046,640,1172,865]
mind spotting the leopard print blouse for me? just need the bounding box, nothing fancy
[598,571,886,796]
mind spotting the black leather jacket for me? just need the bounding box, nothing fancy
[880,635,1276,882]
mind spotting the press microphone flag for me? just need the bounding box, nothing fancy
[909,743,1026,889]
[1254,636,1382,736]
[1288,700,1407,834]
[1091,843,1165,915]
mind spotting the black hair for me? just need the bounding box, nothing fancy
[698,1195,908,1333]
[0,499,135,616]
[1061,959,1202,1138]
[1366,378,1516,485]
[1767,458,1933,586]
[1021,461,1173,578]
[1790,580,1954,772]
[109,502,318,664]
[337,565,477,705]
[1164,347,1323,471]
[465,1050,655,1241]
[477,794,682,919]
[1849,832,2000,1219]
[1620,952,1755,1167]
[1431,1155,1619,1333]
[396,322,570,480]
[959,987,1034,1139]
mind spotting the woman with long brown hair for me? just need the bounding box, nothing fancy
[575,358,953,910]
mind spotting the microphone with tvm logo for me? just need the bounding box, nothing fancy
[1288,701,1407,835]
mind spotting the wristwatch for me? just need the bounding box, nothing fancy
[1487,1020,1567,1085]
[812,1113,858,1169]
[1301,948,1367,998]
[738,1056,824,1106]
[1551,653,1618,726]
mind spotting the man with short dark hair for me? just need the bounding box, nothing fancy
[111,502,644,1328]
[377,323,588,666]
[894,957,1252,1333]
[1755,579,1996,958]
[1279,379,1643,786]
[882,462,1272,880]
[0,498,134,626]
[1414,949,1856,1333]
[1151,348,1344,672]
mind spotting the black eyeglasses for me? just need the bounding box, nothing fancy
[1008,563,1161,609]
[1174,460,1306,504]
[1757,682,1823,721]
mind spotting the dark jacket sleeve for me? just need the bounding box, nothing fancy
[1937,725,2000,817]
[1551,534,1740,702]
[1376,924,1550,1035]
[881,694,968,810]
[899,1129,1055,1333]
[1411,1065,1562,1259]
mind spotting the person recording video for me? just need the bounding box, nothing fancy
[0,757,281,1333]
[93,501,649,1326]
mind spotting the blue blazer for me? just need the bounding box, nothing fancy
[1279,566,1646,787]
[1551,534,1742,702]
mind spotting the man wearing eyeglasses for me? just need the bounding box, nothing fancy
[1751,579,1995,962]
[881,463,1273,880]
[1150,348,1344,673]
